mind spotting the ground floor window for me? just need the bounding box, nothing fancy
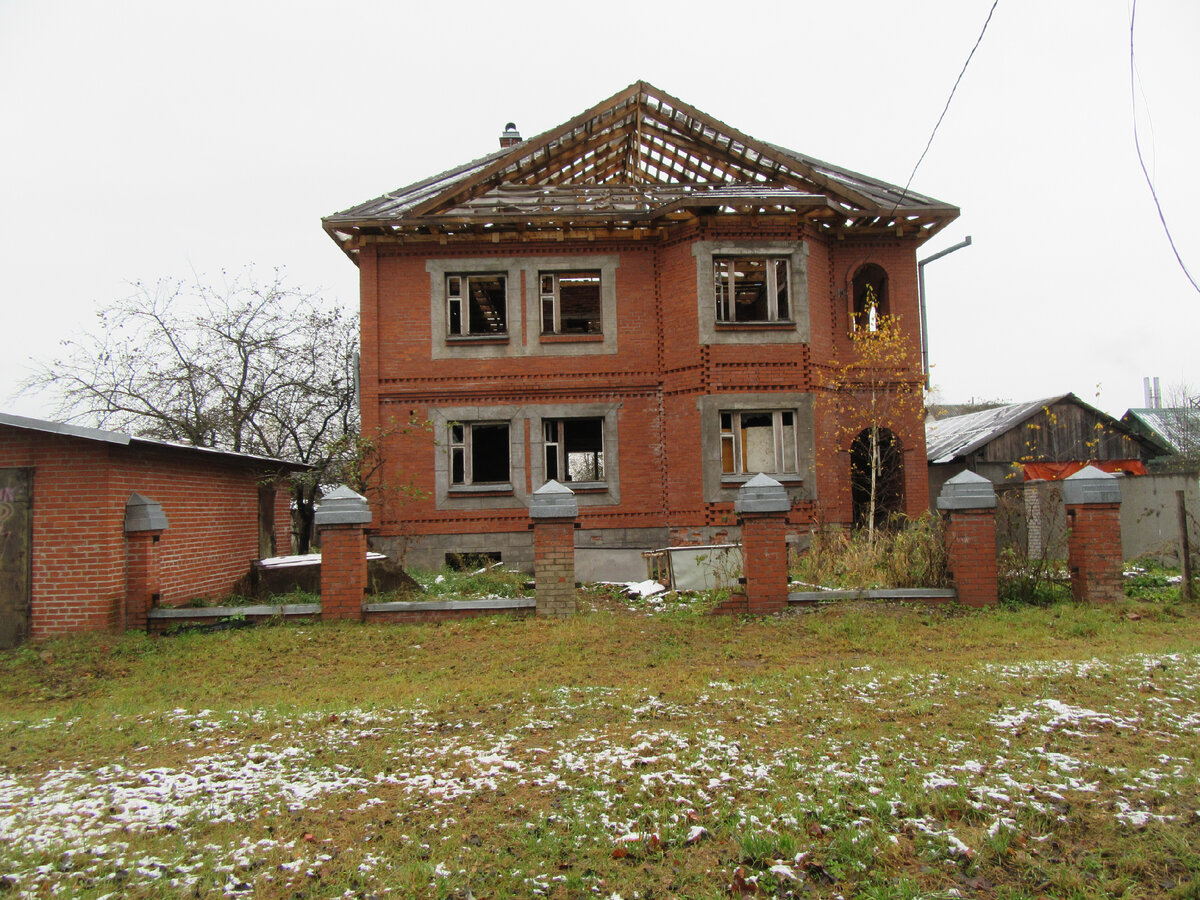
[720,410,798,475]
[449,422,510,485]
[544,418,604,483]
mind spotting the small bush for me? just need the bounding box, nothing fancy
[997,549,1070,607]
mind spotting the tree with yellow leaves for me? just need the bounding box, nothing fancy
[818,288,925,542]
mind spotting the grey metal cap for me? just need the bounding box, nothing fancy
[529,480,578,519]
[125,491,169,532]
[315,485,372,526]
[936,470,997,510]
[1062,466,1122,506]
[735,473,791,515]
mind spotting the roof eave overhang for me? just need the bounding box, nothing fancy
[323,200,959,263]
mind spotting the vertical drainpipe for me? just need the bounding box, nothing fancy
[918,235,972,388]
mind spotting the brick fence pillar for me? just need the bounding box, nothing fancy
[530,480,578,617]
[316,486,372,622]
[1063,466,1124,603]
[937,471,999,607]
[124,492,168,632]
[735,474,792,615]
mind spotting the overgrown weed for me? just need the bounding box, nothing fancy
[792,512,949,589]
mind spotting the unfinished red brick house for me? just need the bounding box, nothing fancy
[323,82,959,576]
[0,412,296,646]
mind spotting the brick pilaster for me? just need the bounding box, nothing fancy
[1063,467,1124,604]
[533,519,577,616]
[1066,503,1123,603]
[740,511,789,614]
[124,531,162,631]
[945,509,998,607]
[530,480,579,616]
[320,524,367,621]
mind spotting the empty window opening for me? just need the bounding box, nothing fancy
[449,422,510,486]
[447,274,506,336]
[714,256,790,323]
[544,418,605,483]
[541,271,602,335]
[852,264,889,332]
[720,410,797,475]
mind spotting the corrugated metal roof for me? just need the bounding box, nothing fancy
[925,396,1068,464]
[1123,407,1199,454]
[0,411,307,468]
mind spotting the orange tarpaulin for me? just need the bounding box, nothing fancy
[1021,460,1147,481]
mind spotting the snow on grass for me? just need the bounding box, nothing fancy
[2,650,1198,896]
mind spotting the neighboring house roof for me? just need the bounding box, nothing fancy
[324,80,959,263]
[1121,407,1199,455]
[0,411,308,469]
[926,395,1070,464]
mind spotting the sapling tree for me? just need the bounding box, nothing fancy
[27,268,359,552]
[819,288,924,542]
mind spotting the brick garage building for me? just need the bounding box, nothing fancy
[0,412,297,647]
[323,82,959,576]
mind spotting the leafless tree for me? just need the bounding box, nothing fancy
[27,268,358,552]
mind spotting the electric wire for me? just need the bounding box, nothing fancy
[888,0,999,219]
[1130,0,1200,296]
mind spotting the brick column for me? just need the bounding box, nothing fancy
[937,471,998,608]
[530,481,578,617]
[1063,467,1124,603]
[124,492,168,632]
[735,474,791,615]
[315,486,372,622]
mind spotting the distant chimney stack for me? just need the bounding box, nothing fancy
[499,122,522,148]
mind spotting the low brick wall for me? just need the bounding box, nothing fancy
[147,598,535,632]
[147,603,321,633]
[366,597,535,624]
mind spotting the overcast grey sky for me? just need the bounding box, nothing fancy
[2,0,1196,419]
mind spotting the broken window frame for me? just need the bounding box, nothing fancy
[448,421,511,487]
[539,270,603,335]
[543,417,605,484]
[446,273,507,337]
[713,256,790,324]
[720,410,798,476]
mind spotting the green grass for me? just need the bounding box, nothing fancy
[1,593,1199,898]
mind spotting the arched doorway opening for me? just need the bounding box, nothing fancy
[850,427,904,531]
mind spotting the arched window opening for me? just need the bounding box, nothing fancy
[850,427,904,532]
[851,264,889,332]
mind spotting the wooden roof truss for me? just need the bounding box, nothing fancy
[324,81,959,260]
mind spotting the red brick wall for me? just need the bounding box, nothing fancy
[0,426,288,638]
[320,524,367,620]
[740,512,789,614]
[945,508,999,607]
[1066,503,1123,602]
[360,226,931,545]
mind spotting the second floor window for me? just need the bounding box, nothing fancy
[540,271,602,334]
[449,422,510,486]
[544,418,604,483]
[720,410,798,476]
[714,256,790,323]
[447,274,506,336]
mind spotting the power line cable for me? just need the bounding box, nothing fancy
[1130,0,1200,296]
[889,0,999,218]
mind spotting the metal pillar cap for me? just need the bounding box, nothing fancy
[530,479,578,519]
[1062,466,1122,506]
[936,470,997,510]
[315,485,372,526]
[735,473,791,515]
[125,491,169,532]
